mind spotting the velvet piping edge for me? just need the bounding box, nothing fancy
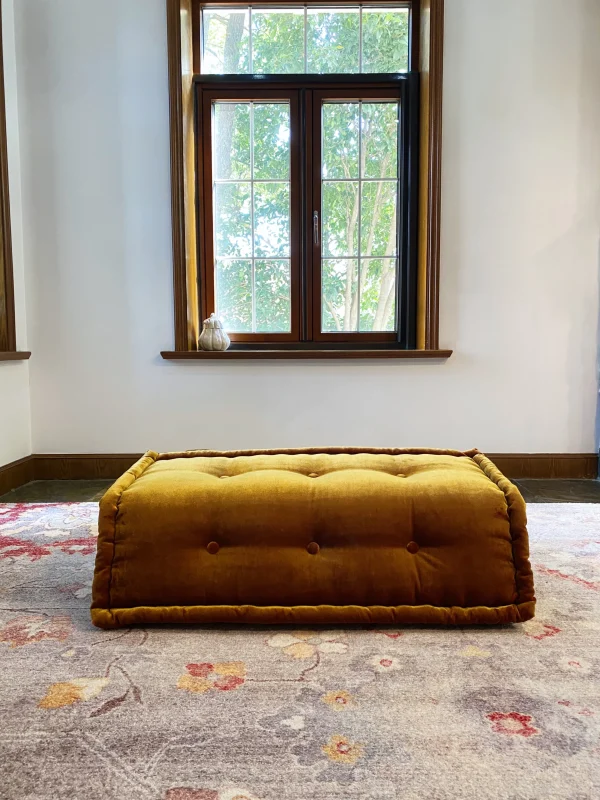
[91,602,536,629]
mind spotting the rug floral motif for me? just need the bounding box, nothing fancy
[0,501,599,799]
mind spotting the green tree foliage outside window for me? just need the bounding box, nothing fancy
[204,6,409,334]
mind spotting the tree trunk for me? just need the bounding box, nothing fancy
[372,208,399,330]
[215,14,246,180]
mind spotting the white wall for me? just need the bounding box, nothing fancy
[12,0,600,455]
[0,0,31,467]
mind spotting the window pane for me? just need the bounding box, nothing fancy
[254,182,290,258]
[322,182,359,257]
[362,103,399,179]
[361,182,398,258]
[202,10,250,74]
[212,102,292,334]
[216,259,253,332]
[307,9,360,74]
[252,9,304,73]
[255,260,291,332]
[214,103,251,180]
[321,101,399,332]
[360,259,397,331]
[362,8,409,73]
[202,6,409,75]
[214,183,252,258]
[253,103,290,180]
[322,259,358,332]
[322,103,359,180]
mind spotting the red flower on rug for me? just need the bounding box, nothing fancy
[523,621,561,641]
[535,565,600,592]
[486,712,539,737]
[177,662,246,694]
[53,536,98,556]
[0,534,97,561]
[0,534,53,561]
[0,614,72,648]
[0,503,52,526]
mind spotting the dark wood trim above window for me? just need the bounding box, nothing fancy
[165,0,446,358]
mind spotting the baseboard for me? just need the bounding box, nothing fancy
[0,452,598,496]
[487,453,598,480]
[33,454,143,481]
[0,455,35,496]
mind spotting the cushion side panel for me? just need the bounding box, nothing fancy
[472,453,535,605]
[91,451,158,611]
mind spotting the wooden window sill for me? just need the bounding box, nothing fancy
[0,351,31,362]
[161,349,452,361]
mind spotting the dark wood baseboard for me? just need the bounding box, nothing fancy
[0,452,598,496]
[0,455,35,496]
[487,453,598,480]
[33,454,143,481]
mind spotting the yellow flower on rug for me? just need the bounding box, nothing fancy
[321,735,363,764]
[460,646,491,658]
[38,677,109,709]
[267,632,348,660]
[321,690,355,711]
[178,662,246,693]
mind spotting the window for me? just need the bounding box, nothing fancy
[200,6,410,75]
[195,4,418,349]
[164,0,447,358]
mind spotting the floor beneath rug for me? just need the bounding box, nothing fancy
[0,501,598,799]
[2,478,600,503]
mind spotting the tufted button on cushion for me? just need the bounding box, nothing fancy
[308,473,319,478]
[220,475,230,479]
[406,541,420,554]
[306,542,320,555]
[206,541,220,555]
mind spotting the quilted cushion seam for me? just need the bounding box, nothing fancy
[106,454,156,611]
[470,452,522,605]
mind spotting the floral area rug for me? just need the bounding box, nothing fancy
[0,502,599,800]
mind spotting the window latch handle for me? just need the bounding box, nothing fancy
[313,211,320,247]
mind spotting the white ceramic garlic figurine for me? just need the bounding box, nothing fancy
[199,313,231,352]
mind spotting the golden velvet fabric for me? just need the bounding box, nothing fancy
[91,448,535,629]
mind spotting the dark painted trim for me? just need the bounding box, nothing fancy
[161,349,453,360]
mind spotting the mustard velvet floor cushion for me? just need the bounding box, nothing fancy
[91,448,536,629]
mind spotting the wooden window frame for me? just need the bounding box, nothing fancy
[0,0,29,362]
[163,0,449,359]
[309,84,416,347]
[198,87,303,343]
